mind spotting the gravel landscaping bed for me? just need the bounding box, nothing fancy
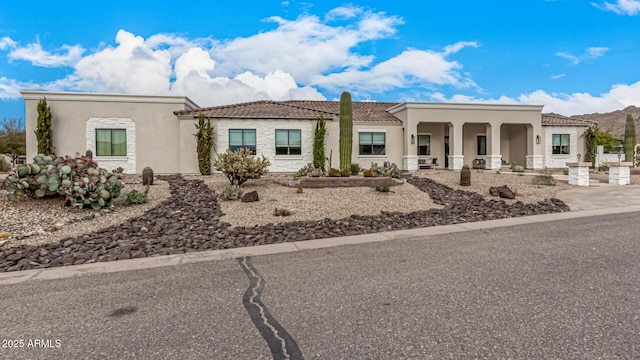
[0,173,570,272]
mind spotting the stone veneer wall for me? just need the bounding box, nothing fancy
[86,118,136,174]
[216,118,314,173]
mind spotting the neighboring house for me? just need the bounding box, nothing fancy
[21,91,594,173]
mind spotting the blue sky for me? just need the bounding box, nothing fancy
[1,0,640,121]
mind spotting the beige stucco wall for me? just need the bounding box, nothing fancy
[22,91,197,174]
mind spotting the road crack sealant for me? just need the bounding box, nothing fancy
[238,256,304,360]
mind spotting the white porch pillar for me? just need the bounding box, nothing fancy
[485,124,502,170]
[567,162,591,186]
[608,162,632,185]
[448,122,464,170]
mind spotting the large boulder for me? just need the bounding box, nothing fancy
[489,185,516,199]
[241,190,259,203]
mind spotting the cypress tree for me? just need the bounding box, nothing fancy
[35,98,54,155]
[313,115,326,171]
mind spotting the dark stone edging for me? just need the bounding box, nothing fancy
[0,175,570,272]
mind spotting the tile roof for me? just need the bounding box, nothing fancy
[542,114,596,126]
[175,100,595,127]
[175,100,403,123]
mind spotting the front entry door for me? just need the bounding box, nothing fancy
[444,136,450,168]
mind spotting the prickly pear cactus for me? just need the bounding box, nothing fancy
[1,153,121,210]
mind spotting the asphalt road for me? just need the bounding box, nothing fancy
[1,212,639,359]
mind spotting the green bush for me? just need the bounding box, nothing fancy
[533,173,557,186]
[328,168,340,177]
[375,180,390,192]
[350,163,361,175]
[212,148,271,187]
[126,184,150,205]
[1,154,121,210]
[363,169,375,177]
[340,168,351,177]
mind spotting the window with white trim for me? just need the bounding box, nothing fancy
[96,129,127,156]
[552,134,570,155]
[417,134,431,156]
[477,135,487,156]
[275,129,301,155]
[229,129,256,154]
[359,132,386,155]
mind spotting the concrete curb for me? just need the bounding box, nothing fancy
[2,203,639,285]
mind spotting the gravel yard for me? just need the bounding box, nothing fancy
[0,169,593,250]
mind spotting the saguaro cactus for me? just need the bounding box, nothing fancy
[624,114,636,164]
[339,91,353,170]
[313,115,326,171]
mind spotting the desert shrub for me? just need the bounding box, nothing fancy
[126,184,150,205]
[212,148,271,187]
[375,180,390,192]
[350,163,361,175]
[340,168,351,177]
[328,168,340,177]
[533,173,557,186]
[1,153,121,210]
[511,164,524,172]
[273,208,291,216]
[112,166,124,174]
[218,185,243,201]
[370,161,401,178]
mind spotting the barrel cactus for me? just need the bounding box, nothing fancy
[142,166,154,185]
[460,164,471,186]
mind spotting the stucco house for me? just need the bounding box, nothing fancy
[21,91,594,174]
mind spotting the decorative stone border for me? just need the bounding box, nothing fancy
[297,177,403,188]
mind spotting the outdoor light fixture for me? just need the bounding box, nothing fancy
[577,154,581,162]
[411,134,415,144]
[536,135,541,144]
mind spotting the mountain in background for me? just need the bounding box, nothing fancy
[561,105,640,140]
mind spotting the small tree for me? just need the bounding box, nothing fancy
[313,115,326,172]
[0,118,26,165]
[212,148,271,187]
[339,91,353,170]
[35,98,54,155]
[193,114,215,175]
[584,124,620,167]
[624,114,636,164]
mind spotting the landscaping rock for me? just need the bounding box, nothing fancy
[241,190,259,203]
[490,185,516,199]
[0,174,570,273]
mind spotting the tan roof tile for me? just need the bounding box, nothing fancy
[542,114,596,126]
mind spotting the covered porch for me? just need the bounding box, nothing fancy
[387,102,545,171]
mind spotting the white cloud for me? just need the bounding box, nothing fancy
[592,0,640,15]
[0,37,17,51]
[0,77,32,99]
[311,43,478,93]
[551,73,566,79]
[432,81,640,115]
[6,39,84,67]
[556,46,608,65]
[325,6,361,20]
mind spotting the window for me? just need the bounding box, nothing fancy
[552,134,570,155]
[359,132,386,155]
[417,135,431,156]
[96,129,126,156]
[275,130,301,155]
[229,129,256,154]
[477,135,487,156]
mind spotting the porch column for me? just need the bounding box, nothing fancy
[448,122,464,170]
[485,124,502,170]
[525,125,543,169]
[403,124,418,171]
